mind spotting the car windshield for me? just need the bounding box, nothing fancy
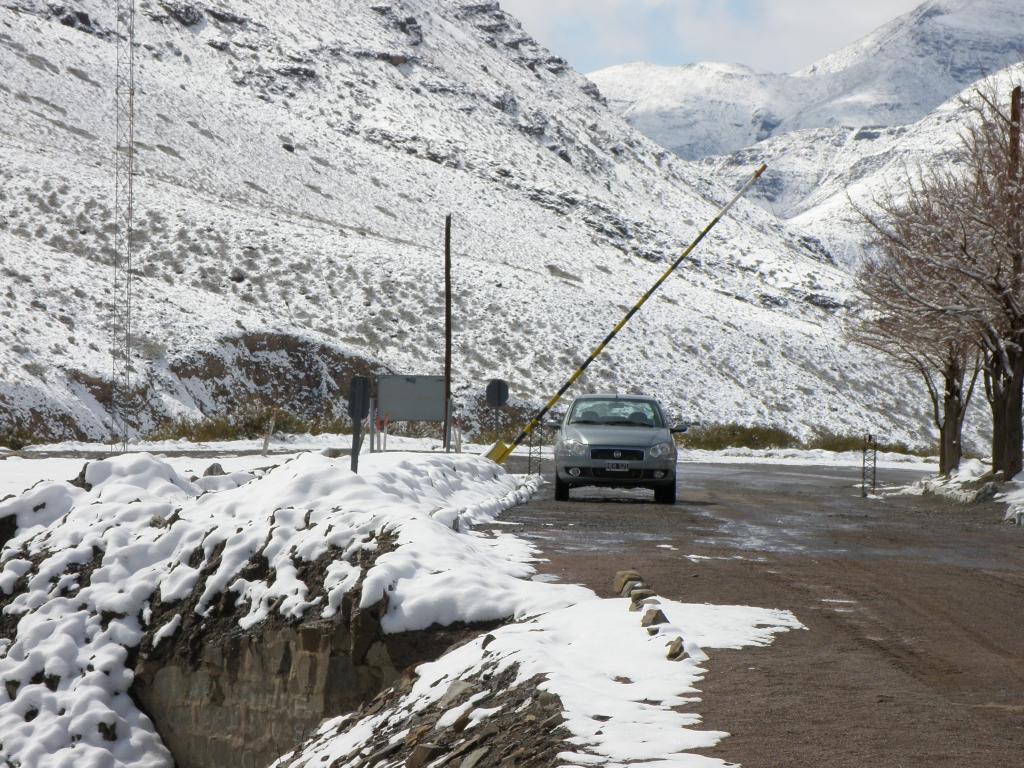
[568,399,663,428]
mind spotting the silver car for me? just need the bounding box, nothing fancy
[551,394,686,504]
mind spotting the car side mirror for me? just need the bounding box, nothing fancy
[670,423,689,434]
[544,419,561,429]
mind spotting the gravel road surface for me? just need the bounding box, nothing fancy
[503,458,1024,767]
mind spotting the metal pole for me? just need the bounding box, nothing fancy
[862,437,867,498]
[351,418,361,473]
[486,163,768,464]
[443,215,453,450]
[1010,86,1021,180]
[261,408,277,457]
[872,437,878,495]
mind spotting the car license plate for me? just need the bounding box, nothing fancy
[606,462,629,472]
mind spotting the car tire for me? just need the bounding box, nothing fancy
[654,479,676,505]
[554,474,570,501]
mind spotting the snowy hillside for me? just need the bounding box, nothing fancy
[0,0,932,445]
[590,0,1024,160]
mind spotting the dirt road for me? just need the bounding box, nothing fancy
[502,458,1024,767]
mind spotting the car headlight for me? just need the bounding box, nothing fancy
[648,441,676,459]
[558,439,587,457]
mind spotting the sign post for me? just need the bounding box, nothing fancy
[444,215,453,450]
[348,376,370,473]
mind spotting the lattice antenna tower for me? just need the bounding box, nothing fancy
[112,0,136,451]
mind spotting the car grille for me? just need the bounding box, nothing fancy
[590,448,644,461]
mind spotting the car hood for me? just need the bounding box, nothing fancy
[561,425,670,447]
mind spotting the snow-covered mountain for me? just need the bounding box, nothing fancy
[0,0,931,445]
[590,0,1024,160]
[708,62,1024,267]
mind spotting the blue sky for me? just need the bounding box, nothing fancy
[499,0,924,74]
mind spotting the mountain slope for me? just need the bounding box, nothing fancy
[590,0,1024,160]
[0,0,930,445]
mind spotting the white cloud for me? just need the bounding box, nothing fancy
[499,0,924,73]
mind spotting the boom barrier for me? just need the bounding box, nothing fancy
[485,163,767,465]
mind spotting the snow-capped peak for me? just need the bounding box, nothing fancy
[590,0,1024,159]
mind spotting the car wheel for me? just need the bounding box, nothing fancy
[554,474,570,501]
[654,479,676,505]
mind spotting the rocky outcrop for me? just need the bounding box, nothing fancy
[316,666,568,768]
[0,332,389,444]
[125,527,500,768]
[164,332,386,430]
[133,606,399,768]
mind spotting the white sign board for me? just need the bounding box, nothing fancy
[378,375,446,422]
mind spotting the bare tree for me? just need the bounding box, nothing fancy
[959,83,1024,477]
[850,208,980,476]
[852,81,1024,478]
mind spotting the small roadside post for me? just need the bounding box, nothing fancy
[261,408,279,457]
[348,376,371,473]
[862,434,878,498]
[367,397,376,454]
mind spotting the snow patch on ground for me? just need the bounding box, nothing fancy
[679,447,936,471]
[0,440,938,503]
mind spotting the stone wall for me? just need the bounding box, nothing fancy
[131,592,489,768]
[133,602,400,768]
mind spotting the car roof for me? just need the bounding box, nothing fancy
[572,394,659,403]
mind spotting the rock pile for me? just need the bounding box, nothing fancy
[613,569,699,661]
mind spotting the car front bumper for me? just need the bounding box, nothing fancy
[555,456,676,488]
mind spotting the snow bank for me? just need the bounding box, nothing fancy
[0,451,566,768]
[890,458,1024,524]
[22,432,442,456]
[680,446,937,470]
[946,460,1024,524]
[894,458,1001,504]
[1,444,938,506]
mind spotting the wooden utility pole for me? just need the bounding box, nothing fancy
[112,0,137,452]
[443,215,453,450]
